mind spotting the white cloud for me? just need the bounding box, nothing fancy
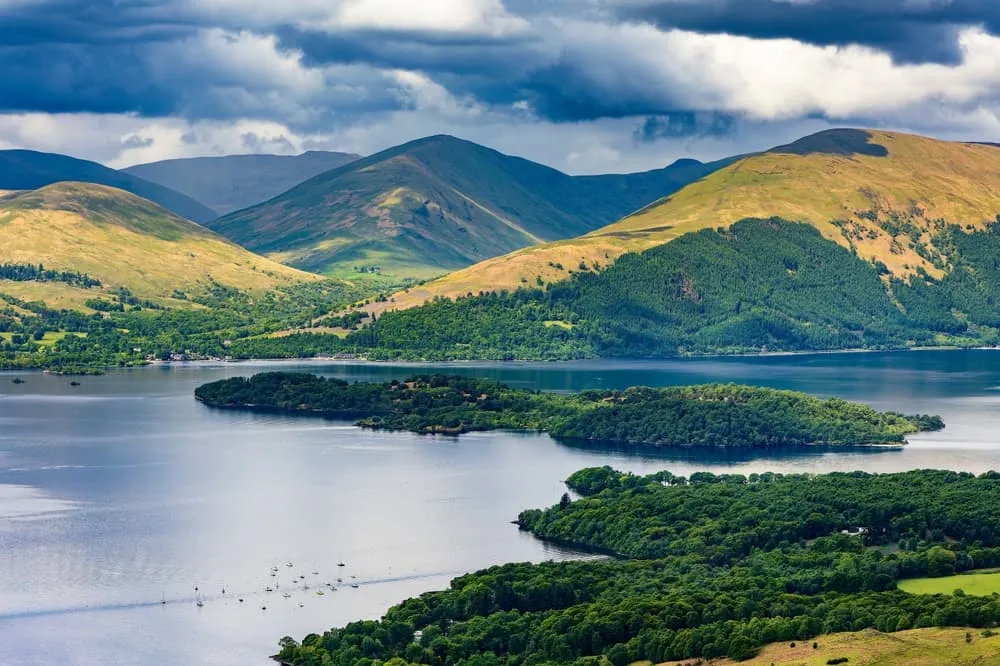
[189,0,529,36]
[550,21,1000,121]
[335,0,529,35]
[389,71,486,118]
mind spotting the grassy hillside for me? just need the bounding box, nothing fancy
[0,149,217,222]
[397,128,1000,307]
[654,628,1000,666]
[123,151,360,216]
[209,135,733,280]
[0,182,316,307]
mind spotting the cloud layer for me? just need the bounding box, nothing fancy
[3,0,1000,172]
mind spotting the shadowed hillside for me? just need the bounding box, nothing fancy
[124,151,361,216]
[0,149,217,223]
[209,135,734,279]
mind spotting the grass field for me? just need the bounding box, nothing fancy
[898,571,1000,596]
[0,331,87,347]
[647,627,1000,665]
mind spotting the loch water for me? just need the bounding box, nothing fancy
[2,350,1000,665]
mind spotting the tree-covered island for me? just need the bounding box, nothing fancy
[194,373,943,447]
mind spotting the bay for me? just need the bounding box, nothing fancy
[1,350,999,665]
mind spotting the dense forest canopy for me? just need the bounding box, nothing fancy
[194,373,942,447]
[277,468,1000,666]
[0,280,384,372]
[320,217,1000,360]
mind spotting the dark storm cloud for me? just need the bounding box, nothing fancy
[4,0,1000,130]
[0,0,199,46]
[121,135,155,149]
[240,132,295,153]
[633,112,738,143]
[618,0,1000,64]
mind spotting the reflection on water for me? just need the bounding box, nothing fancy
[554,438,904,465]
[1,350,1000,665]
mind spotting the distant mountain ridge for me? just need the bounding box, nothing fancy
[124,151,361,216]
[0,149,217,223]
[208,135,736,279]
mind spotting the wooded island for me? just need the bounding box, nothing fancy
[194,372,942,448]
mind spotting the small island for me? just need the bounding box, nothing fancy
[194,372,943,448]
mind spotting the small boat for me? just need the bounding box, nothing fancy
[261,605,267,610]
[285,562,293,567]
[270,571,276,577]
[69,381,80,387]
[337,561,345,567]
[312,571,319,575]
[282,592,291,599]
[196,600,204,607]
[238,598,244,603]
[350,583,359,589]
[298,602,304,608]
[264,586,273,592]
[316,590,325,596]
[11,378,24,385]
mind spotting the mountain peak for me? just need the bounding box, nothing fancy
[0,149,217,222]
[768,128,889,157]
[667,158,703,168]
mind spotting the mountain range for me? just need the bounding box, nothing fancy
[123,151,360,216]
[10,127,1000,363]
[208,135,736,279]
[0,149,217,223]
[388,128,1000,309]
[351,129,1000,359]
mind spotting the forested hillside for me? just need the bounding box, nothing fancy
[309,217,1000,359]
[277,468,1000,665]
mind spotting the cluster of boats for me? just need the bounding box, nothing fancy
[187,560,360,610]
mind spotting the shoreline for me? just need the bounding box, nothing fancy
[4,344,1000,375]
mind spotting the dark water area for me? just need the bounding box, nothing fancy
[1,350,999,665]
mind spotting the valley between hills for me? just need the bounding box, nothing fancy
[5,127,1000,370]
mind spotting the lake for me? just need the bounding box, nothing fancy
[2,350,1000,665]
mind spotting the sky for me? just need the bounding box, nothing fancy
[3,0,1000,173]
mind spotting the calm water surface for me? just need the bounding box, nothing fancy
[2,350,1000,665]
